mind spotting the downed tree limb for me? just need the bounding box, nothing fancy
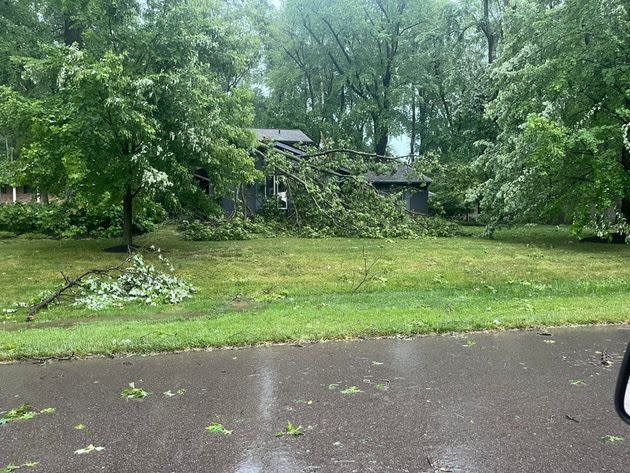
[26,255,133,322]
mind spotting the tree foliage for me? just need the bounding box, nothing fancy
[1,0,263,245]
[473,0,630,238]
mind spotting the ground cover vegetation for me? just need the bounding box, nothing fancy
[0,225,629,360]
[0,1,629,359]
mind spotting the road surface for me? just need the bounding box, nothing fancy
[2,326,630,472]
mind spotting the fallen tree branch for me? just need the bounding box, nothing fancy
[26,255,133,322]
[352,246,380,294]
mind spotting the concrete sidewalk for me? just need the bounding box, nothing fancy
[2,326,630,472]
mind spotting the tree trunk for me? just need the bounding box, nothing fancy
[63,17,83,46]
[410,88,416,156]
[481,0,501,64]
[123,185,133,248]
[488,35,499,64]
[372,113,389,156]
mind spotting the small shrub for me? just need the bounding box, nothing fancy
[0,231,16,239]
[0,199,165,239]
[181,216,270,241]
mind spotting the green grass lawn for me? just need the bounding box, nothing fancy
[1,224,629,360]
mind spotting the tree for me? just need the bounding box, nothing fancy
[472,0,630,238]
[3,0,262,246]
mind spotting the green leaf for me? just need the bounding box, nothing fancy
[276,421,303,437]
[206,422,232,435]
[340,386,363,395]
[121,382,150,399]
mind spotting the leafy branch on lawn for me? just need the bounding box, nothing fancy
[26,255,133,321]
[14,250,195,322]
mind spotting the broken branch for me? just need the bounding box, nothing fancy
[26,255,133,322]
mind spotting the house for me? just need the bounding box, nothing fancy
[366,167,432,214]
[207,128,431,215]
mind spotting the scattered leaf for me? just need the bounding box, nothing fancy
[340,386,363,395]
[375,383,387,390]
[371,361,383,366]
[206,422,232,435]
[570,379,585,386]
[543,340,556,344]
[276,421,303,437]
[463,340,476,347]
[74,444,105,455]
[74,423,86,430]
[599,435,624,444]
[328,383,339,390]
[1,462,39,472]
[0,404,39,425]
[121,382,150,399]
[39,407,55,414]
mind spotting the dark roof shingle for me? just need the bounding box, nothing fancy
[253,128,313,144]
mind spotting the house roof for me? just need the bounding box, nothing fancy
[253,128,314,144]
[366,164,432,185]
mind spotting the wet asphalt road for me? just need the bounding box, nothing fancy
[2,326,630,472]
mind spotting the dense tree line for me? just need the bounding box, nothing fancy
[1,0,629,241]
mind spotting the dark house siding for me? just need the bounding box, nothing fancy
[409,188,429,214]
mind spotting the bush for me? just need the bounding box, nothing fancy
[0,230,16,239]
[181,216,271,241]
[179,213,464,241]
[0,199,165,238]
